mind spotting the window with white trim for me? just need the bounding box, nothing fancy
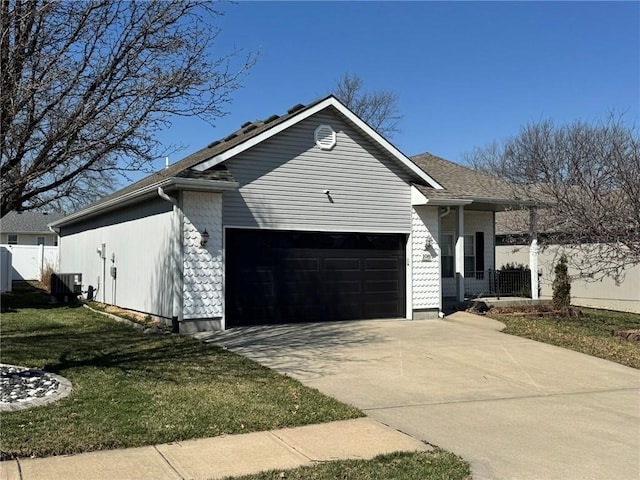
[464,234,475,276]
[37,236,45,245]
[441,233,454,278]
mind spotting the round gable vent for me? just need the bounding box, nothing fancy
[314,124,336,150]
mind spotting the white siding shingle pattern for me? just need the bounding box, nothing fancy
[412,206,441,309]
[182,191,223,319]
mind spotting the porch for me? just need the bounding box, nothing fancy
[443,268,541,313]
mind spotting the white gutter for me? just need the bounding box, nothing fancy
[49,177,238,230]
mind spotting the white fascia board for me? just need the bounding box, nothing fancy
[193,97,444,190]
[168,178,239,192]
[49,177,238,229]
[424,198,473,207]
[470,196,538,208]
[331,101,444,190]
[411,185,429,206]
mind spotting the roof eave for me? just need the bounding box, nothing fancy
[49,178,238,229]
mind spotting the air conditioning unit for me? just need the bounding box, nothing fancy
[51,273,82,298]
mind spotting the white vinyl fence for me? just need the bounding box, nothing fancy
[0,244,59,282]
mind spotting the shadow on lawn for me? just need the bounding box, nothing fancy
[7,329,226,383]
[1,287,223,382]
[1,280,81,312]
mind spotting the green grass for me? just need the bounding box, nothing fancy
[224,450,471,480]
[488,307,640,369]
[0,283,362,459]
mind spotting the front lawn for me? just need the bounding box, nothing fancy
[487,307,640,369]
[0,283,362,459]
[225,450,471,480]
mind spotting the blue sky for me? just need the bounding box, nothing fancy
[148,1,639,176]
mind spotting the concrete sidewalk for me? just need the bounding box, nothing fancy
[0,418,429,480]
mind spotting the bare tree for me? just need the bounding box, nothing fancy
[334,73,402,137]
[0,0,255,218]
[466,115,640,283]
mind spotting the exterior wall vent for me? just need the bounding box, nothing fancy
[314,124,336,150]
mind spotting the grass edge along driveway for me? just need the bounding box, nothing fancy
[487,307,640,369]
[224,450,471,480]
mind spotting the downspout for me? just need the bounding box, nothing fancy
[438,206,451,317]
[158,187,183,333]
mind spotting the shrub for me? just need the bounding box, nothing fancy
[40,262,55,292]
[552,254,571,312]
[499,262,528,271]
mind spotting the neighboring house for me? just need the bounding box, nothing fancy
[496,211,640,313]
[0,211,63,246]
[0,211,63,281]
[50,96,531,332]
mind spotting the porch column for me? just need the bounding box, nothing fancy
[455,206,465,303]
[529,207,539,299]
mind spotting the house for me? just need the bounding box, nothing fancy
[496,211,640,313]
[1,211,63,246]
[50,96,532,332]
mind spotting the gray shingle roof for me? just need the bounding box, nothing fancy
[1,211,65,234]
[410,152,532,208]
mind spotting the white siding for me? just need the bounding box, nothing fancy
[412,206,441,310]
[58,198,175,318]
[182,191,223,319]
[223,111,413,233]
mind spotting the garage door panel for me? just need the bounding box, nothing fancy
[226,229,405,327]
[363,301,402,317]
[282,257,320,271]
[326,280,362,294]
[324,257,361,271]
[366,280,400,293]
[365,258,401,270]
[281,281,318,302]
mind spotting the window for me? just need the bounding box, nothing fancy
[54,237,58,246]
[441,233,454,278]
[464,235,475,276]
[37,236,45,245]
[8,234,18,245]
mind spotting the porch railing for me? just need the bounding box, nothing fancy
[464,269,532,299]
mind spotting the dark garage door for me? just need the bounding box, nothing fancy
[226,229,406,327]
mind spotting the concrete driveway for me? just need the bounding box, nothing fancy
[202,314,640,480]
